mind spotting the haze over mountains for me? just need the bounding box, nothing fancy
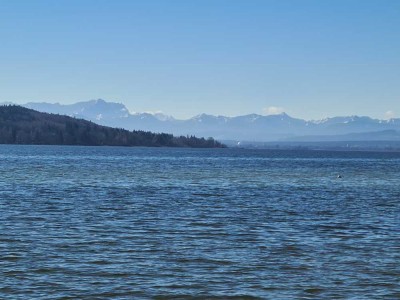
[10,99,400,142]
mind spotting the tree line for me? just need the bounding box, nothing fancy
[0,105,226,148]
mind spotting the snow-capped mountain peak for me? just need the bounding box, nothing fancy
[5,99,400,142]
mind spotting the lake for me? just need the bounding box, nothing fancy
[0,145,399,299]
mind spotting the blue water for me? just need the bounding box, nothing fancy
[0,145,399,299]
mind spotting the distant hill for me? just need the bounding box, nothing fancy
[283,129,400,142]
[19,99,400,142]
[0,105,225,148]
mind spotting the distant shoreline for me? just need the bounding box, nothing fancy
[224,140,400,153]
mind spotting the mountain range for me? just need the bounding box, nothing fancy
[6,99,400,142]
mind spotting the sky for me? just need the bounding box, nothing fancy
[0,0,399,120]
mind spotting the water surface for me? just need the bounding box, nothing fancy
[1,146,399,299]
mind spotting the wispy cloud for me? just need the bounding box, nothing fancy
[263,106,285,115]
[384,110,395,119]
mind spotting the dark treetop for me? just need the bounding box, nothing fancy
[0,105,225,148]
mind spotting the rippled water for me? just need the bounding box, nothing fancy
[0,145,399,299]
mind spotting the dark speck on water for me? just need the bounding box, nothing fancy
[1,145,399,299]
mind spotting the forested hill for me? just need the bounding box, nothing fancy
[0,105,225,148]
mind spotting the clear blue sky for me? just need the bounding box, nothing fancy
[1,0,399,119]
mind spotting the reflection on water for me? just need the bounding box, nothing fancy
[1,145,399,299]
